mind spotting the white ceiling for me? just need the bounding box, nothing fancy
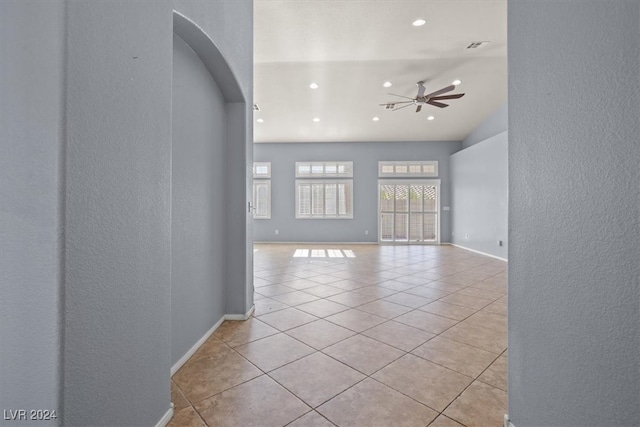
[254,0,507,143]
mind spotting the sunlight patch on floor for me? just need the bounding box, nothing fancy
[293,249,356,258]
[293,249,309,257]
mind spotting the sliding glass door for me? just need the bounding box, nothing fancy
[379,180,440,244]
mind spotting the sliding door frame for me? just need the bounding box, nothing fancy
[377,179,441,245]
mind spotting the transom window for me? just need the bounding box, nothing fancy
[253,162,271,178]
[378,161,438,177]
[296,161,353,178]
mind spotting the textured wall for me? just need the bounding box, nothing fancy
[0,2,65,424]
[171,34,227,365]
[253,141,462,243]
[226,101,254,314]
[173,0,254,317]
[173,0,253,100]
[61,1,173,425]
[509,1,640,425]
[1,1,253,426]
[451,131,508,259]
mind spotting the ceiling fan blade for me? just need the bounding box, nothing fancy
[388,93,415,100]
[393,103,416,111]
[430,93,465,100]
[426,100,449,108]
[416,105,422,113]
[425,84,455,98]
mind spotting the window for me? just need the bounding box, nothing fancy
[296,161,353,178]
[253,162,271,219]
[252,181,271,219]
[295,161,353,219]
[378,161,438,177]
[253,162,271,178]
[295,180,353,219]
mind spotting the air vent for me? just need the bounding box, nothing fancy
[466,41,490,49]
[253,104,260,111]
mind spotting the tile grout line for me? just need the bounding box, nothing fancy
[172,244,507,427]
[430,347,508,425]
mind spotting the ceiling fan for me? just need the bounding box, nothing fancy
[380,81,465,113]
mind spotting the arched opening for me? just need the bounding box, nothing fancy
[170,11,253,372]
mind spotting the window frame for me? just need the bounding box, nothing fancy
[378,178,441,245]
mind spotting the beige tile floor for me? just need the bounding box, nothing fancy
[169,244,507,427]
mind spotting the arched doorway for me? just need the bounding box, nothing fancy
[170,11,253,371]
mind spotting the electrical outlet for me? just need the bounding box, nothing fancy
[275,229,279,235]
[464,233,469,240]
[365,230,369,235]
[498,240,503,247]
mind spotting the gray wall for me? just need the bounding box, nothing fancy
[509,1,639,426]
[227,101,254,315]
[61,2,173,425]
[171,34,226,365]
[0,1,253,426]
[451,131,508,259]
[173,0,252,100]
[253,141,462,243]
[173,0,254,317]
[0,2,65,424]
[462,103,507,149]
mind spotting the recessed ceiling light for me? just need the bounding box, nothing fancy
[312,117,320,122]
[256,118,264,123]
[372,117,380,121]
[309,82,319,89]
[412,19,426,27]
[383,81,392,88]
[427,116,435,121]
[452,79,462,86]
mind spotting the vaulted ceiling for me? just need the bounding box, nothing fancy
[254,0,507,143]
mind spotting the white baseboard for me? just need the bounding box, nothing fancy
[170,305,256,376]
[450,243,508,262]
[171,318,224,376]
[504,414,515,427]
[155,403,174,427]
[225,304,255,321]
